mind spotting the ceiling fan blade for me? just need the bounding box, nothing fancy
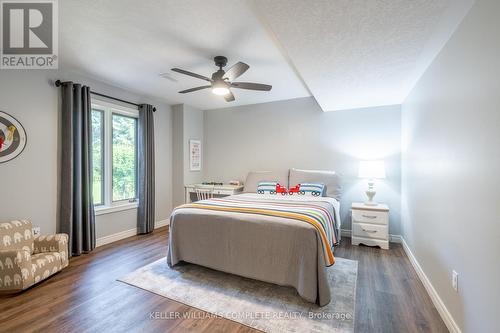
[223,62,249,81]
[178,85,212,94]
[231,82,272,91]
[171,68,212,82]
[224,91,235,102]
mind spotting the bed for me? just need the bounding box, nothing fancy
[167,169,342,306]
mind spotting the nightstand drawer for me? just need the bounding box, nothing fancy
[352,210,388,225]
[352,222,388,240]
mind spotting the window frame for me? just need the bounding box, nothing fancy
[91,108,105,206]
[91,98,139,215]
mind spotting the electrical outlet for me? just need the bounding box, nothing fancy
[32,226,41,236]
[452,270,458,292]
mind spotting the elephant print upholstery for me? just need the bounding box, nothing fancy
[3,235,11,247]
[0,220,69,293]
[33,235,69,268]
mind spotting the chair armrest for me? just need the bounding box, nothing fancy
[34,234,69,254]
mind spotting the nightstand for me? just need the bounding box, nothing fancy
[351,202,389,249]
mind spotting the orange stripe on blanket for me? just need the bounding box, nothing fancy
[176,203,335,266]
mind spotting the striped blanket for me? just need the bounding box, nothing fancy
[175,196,337,266]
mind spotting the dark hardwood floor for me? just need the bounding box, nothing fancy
[0,227,447,333]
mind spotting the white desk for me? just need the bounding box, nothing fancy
[184,184,244,203]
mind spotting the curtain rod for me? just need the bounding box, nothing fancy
[55,80,156,112]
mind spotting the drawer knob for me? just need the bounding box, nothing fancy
[362,215,377,219]
[361,228,377,233]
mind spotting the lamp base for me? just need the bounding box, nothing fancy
[364,187,377,206]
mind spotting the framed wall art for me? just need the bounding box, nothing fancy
[189,139,201,171]
[0,111,27,163]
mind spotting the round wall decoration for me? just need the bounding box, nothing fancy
[0,111,27,163]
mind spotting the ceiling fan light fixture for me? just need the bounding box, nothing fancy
[172,57,272,102]
[211,81,230,96]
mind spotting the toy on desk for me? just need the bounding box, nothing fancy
[229,180,242,186]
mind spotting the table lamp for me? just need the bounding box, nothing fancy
[358,160,386,206]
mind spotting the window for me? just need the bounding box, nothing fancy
[90,100,138,214]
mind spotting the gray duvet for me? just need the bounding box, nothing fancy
[167,193,340,306]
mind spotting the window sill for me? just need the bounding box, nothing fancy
[95,202,138,216]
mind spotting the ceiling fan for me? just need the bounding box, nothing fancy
[171,56,272,102]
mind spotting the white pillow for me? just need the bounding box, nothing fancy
[243,170,289,193]
[289,168,342,199]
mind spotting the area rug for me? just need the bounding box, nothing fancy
[118,257,357,333]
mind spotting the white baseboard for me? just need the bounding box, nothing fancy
[340,229,401,243]
[401,237,461,333]
[96,219,169,247]
[155,219,170,228]
[96,228,137,247]
[389,234,402,243]
[341,229,351,238]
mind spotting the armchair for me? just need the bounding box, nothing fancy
[0,220,69,293]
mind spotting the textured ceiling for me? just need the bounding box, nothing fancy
[60,0,473,111]
[59,0,310,109]
[252,0,474,111]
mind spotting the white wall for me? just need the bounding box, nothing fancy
[0,70,173,239]
[401,0,500,331]
[204,97,402,233]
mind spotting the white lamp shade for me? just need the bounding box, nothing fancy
[358,160,386,179]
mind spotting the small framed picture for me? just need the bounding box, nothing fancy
[189,139,201,171]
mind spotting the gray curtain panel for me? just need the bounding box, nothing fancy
[59,82,96,256]
[137,104,155,234]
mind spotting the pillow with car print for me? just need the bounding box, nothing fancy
[289,183,325,196]
[257,181,288,195]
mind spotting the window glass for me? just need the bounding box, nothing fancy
[91,109,104,205]
[112,114,137,201]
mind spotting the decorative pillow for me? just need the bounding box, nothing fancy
[257,181,278,194]
[289,168,342,200]
[244,170,289,193]
[293,183,325,196]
